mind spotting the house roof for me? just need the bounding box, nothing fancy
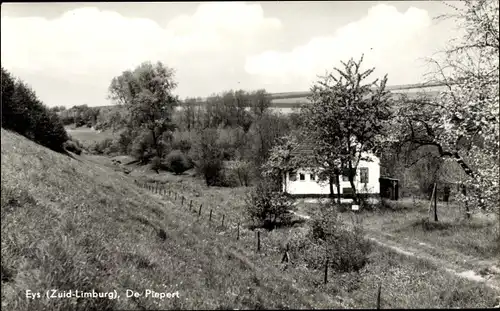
[290,139,381,169]
[290,139,317,159]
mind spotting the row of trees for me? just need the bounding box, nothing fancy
[1,67,69,153]
[101,61,299,186]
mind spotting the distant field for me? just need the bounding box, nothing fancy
[65,126,119,147]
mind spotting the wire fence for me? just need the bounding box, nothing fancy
[133,179,384,308]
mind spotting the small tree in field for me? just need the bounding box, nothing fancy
[303,55,392,203]
[166,150,190,175]
[261,133,301,191]
[392,0,499,223]
[245,179,293,229]
[190,128,225,186]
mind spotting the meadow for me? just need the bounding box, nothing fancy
[2,128,499,310]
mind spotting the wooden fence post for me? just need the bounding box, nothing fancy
[434,182,438,222]
[428,183,436,219]
[324,258,329,284]
[198,204,202,216]
[209,209,212,222]
[281,243,290,263]
[221,214,225,228]
[257,231,261,252]
[189,200,192,212]
[237,222,240,240]
[376,282,382,309]
[181,196,184,206]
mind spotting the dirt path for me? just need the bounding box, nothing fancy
[365,231,500,292]
[291,201,500,294]
[336,222,500,294]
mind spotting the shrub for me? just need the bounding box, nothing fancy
[245,179,293,229]
[151,156,163,172]
[221,167,240,188]
[90,138,114,155]
[63,140,82,155]
[130,131,155,164]
[117,128,136,154]
[231,160,253,187]
[165,150,190,174]
[308,203,371,273]
[190,128,225,186]
[172,139,191,154]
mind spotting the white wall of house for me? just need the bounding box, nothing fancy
[283,154,380,195]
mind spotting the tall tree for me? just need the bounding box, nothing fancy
[303,55,392,203]
[108,61,179,158]
[393,0,499,214]
[262,133,301,191]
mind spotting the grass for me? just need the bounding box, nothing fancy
[2,128,497,309]
[358,199,499,261]
[1,129,338,310]
[65,126,119,149]
[342,247,497,308]
[130,167,498,307]
[296,198,499,261]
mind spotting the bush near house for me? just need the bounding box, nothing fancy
[306,203,371,273]
[245,179,293,229]
[165,150,191,175]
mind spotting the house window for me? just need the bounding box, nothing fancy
[299,173,305,181]
[310,174,316,181]
[360,167,369,184]
[289,171,297,181]
[342,168,356,182]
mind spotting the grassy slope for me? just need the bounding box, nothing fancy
[298,199,499,262]
[2,128,497,310]
[0,129,336,310]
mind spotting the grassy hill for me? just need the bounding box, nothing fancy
[0,129,339,310]
[2,128,497,310]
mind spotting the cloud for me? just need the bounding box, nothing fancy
[0,3,281,104]
[245,4,435,90]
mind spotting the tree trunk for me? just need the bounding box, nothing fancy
[451,151,486,210]
[461,184,471,219]
[335,174,341,204]
[329,175,335,200]
[151,128,160,158]
[433,183,438,222]
[237,168,243,187]
[348,161,359,204]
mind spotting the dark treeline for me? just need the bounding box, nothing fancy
[1,67,69,153]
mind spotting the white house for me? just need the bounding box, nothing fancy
[282,143,380,197]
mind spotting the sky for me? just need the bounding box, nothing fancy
[1,1,461,108]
